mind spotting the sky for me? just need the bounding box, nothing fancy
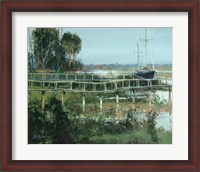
[62,27,172,65]
[29,27,172,65]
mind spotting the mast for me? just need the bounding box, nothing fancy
[140,28,154,69]
[137,42,142,69]
[137,42,139,68]
[145,28,147,60]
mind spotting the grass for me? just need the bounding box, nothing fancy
[157,128,172,144]
[89,128,172,144]
[28,90,171,115]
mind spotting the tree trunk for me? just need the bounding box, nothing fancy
[68,55,71,72]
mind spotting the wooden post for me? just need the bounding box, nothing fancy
[70,82,72,90]
[122,81,124,88]
[83,83,86,91]
[116,94,119,104]
[115,90,119,115]
[132,89,135,109]
[168,88,172,105]
[61,90,66,106]
[100,95,103,114]
[54,82,57,89]
[42,82,45,88]
[82,94,85,113]
[41,90,45,112]
[104,84,107,91]
[93,84,96,91]
[114,82,117,89]
[136,80,139,87]
[148,91,154,111]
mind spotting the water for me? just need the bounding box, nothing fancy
[104,90,172,131]
[156,112,172,131]
[136,112,172,131]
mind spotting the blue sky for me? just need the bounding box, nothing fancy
[62,27,172,65]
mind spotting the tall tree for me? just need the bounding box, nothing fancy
[48,39,66,73]
[72,34,82,71]
[28,30,35,72]
[62,32,82,72]
[32,28,59,71]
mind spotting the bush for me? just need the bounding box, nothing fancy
[46,95,75,143]
[28,97,161,144]
[28,101,49,143]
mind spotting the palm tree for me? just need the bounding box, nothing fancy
[62,32,82,72]
[62,32,74,71]
[72,34,82,71]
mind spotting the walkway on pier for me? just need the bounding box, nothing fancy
[28,73,172,113]
[28,73,172,93]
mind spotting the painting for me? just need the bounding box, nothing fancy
[28,27,172,144]
[2,0,199,170]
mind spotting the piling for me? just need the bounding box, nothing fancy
[168,88,172,105]
[115,90,119,115]
[99,95,103,114]
[61,90,66,106]
[132,89,135,109]
[82,94,86,113]
[41,90,45,112]
[148,91,153,111]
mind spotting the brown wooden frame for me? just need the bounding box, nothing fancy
[0,0,199,171]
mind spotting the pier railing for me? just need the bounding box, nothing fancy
[28,73,172,93]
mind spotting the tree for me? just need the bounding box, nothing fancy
[62,32,82,72]
[46,96,74,143]
[28,101,47,143]
[32,28,59,71]
[48,39,66,73]
[28,52,35,72]
[72,34,82,71]
[28,30,35,72]
[146,113,158,143]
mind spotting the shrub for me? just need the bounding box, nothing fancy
[28,101,48,143]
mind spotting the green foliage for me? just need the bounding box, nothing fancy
[29,28,83,72]
[45,95,74,143]
[32,28,59,70]
[28,101,48,143]
[146,114,158,143]
[90,129,152,144]
[48,39,66,72]
[28,96,169,144]
[62,32,82,71]
[157,127,172,144]
[152,94,167,105]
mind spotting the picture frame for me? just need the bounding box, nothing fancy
[0,0,199,171]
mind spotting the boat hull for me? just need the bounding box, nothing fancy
[134,70,155,79]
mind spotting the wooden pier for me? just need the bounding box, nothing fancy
[28,73,172,113]
[28,73,172,93]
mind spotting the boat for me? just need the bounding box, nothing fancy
[134,66,155,79]
[134,28,155,79]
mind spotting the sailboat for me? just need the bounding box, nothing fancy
[134,28,155,79]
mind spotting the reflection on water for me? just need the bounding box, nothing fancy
[156,112,172,131]
[136,112,172,131]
